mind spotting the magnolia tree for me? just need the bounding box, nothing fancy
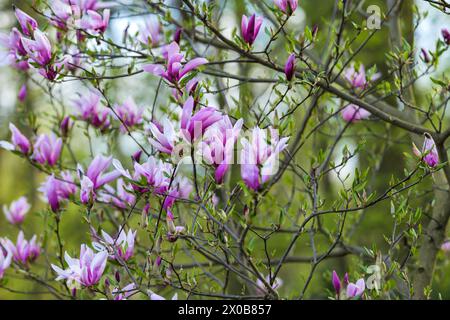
[0,0,450,300]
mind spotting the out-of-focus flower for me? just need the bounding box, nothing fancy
[73,91,111,130]
[199,116,243,183]
[32,133,63,166]
[441,241,450,252]
[412,133,439,168]
[0,28,29,70]
[39,172,77,213]
[78,9,110,34]
[442,28,450,45]
[114,98,144,133]
[142,42,208,86]
[346,279,365,298]
[0,247,12,279]
[173,27,182,44]
[240,127,289,191]
[138,16,161,46]
[420,48,431,63]
[256,275,283,295]
[241,14,263,46]
[147,119,178,155]
[1,231,40,265]
[51,244,108,287]
[344,63,380,90]
[181,96,222,142]
[18,84,27,102]
[0,123,31,154]
[94,228,136,261]
[14,8,38,37]
[274,0,298,15]
[3,196,30,225]
[98,178,136,209]
[112,283,137,300]
[284,53,295,81]
[148,291,178,300]
[341,104,371,123]
[60,116,73,138]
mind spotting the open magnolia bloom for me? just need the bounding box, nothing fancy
[413,133,439,168]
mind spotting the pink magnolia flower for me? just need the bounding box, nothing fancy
[256,275,283,295]
[1,231,40,265]
[346,279,365,298]
[274,0,298,15]
[442,28,450,45]
[130,156,173,194]
[240,127,289,191]
[332,270,342,295]
[78,9,110,34]
[3,196,30,225]
[60,116,73,137]
[73,91,111,130]
[142,42,208,85]
[0,28,29,70]
[18,84,27,102]
[147,119,178,155]
[413,133,439,168]
[21,29,52,66]
[162,176,192,210]
[199,116,243,183]
[166,210,185,242]
[78,155,121,204]
[98,178,136,209]
[51,244,108,287]
[284,53,295,81]
[114,98,144,133]
[181,96,222,142]
[149,291,178,300]
[341,104,371,122]
[39,172,77,213]
[0,247,12,279]
[441,241,450,252]
[241,14,263,46]
[138,16,162,46]
[0,123,31,154]
[344,63,380,90]
[14,8,38,37]
[112,283,137,300]
[94,228,136,261]
[32,133,63,166]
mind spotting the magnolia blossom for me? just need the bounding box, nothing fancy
[142,42,208,85]
[18,84,27,102]
[98,178,136,209]
[147,119,178,155]
[112,283,137,300]
[21,29,57,80]
[332,270,365,299]
[73,91,111,130]
[138,16,161,46]
[60,116,73,137]
[48,0,75,31]
[15,8,38,36]
[240,127,289,191]
[413,133,439,168]
[39,172,77,213]
[51,244,108,287]
[78,155,121,204]
[1,231,40,265]
[0,123,31,154]
[94,228,136,261]
[341,104,371,122]
[274,0,298,15]
[284,53,295,81]
[199,116,243,183]
[149,291,178,300]
[162,176,193,210]
[0,248,12,279]
[241,14,263,46]
[181,96,222,142]
[256,275,283,295]
[32,133,63,166]
[78,9,110,34]
[0,28,30,70]
[441,241,450,252]
[166,210,185,242]
[344,63,380,89]
[442,28,450,45]
[114,98,144,133]
[3,196,30,225]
